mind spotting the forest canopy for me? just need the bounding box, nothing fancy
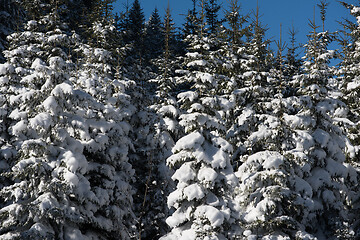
[0,0,359,239]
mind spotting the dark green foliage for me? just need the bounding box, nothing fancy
[224,0,249,46]
[145,8,164,60]
[128,0,145,56]
[1,0,360,239]
[284,26,302,79]
[182,0,199,37]
[205,0,221,35]
[0,0,22,63]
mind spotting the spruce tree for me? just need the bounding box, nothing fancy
[224,0,248,48]
[337,2,360,237]
[244,1,272,88]
[145,8,164,61]
[205,0,221,35]
[0,0,22,63]
[161,3,238,238]
[286,1,356,237]
[183,0,200,38]
[0,1,136,239]
[284,25,302,81]
[128,0,145,62]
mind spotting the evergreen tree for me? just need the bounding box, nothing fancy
[272,23,287,94]
[161,6,239,237]
[145,8,164,61]
[115,0,131,35]
[128,0,145,61]
[0,1,136,239]
[153,4,178,100]
[183,0,200,38]
[244,1,272,88]
[284,25,302,80]
[286,1,356,237]
[299,3,335,91]
[0,0,22,63]
[224,0,249,47]
[337,2,360,237]
[205,0,221,35]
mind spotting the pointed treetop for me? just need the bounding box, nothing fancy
[317,0,329,31]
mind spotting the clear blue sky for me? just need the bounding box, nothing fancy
[114,0,357,53]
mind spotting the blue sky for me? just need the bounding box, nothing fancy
[114,0,357,53]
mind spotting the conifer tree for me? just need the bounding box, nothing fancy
[0,1,136,239]
[161,2,239,239]
[128,0,145,62]
[272,23,287,93]
[336,2,360,237]
[284,25,302,80]
[145,8,164,61]
[205,0,221,35]
[224,2,356,239]
[337,1,360,143]
[244,1,272,88]
[183,0,200,38]
[224,0,248,48]
[115,0,131,41]
[0,0,22,63]
[284,1,356,238]
[299,2,335,91]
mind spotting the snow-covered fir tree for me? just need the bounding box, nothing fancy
[182,0,200,38]
[205,0,221,35]
[336,2,360,237]
[161,4,239,238]
[145,8,164,61]
[0,0,22,63]
[0,0,360,239]
[0,1,136,239]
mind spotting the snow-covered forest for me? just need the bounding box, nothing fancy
[0,0,359,239]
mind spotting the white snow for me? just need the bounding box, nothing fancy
[0,76,9,84]
[63,171,79,186]
[0,63,14,75]
[177,91,198,102]
[307,168,331,191]
[198,167,218,183]
[197,72,215,85]
[163,117,177,132]
[184,183,205,201]
[293,130,315,150]
[51,83,74,97]
[65,227,90,240]
[42,96,58,114]
[189,103,204,112]
[244,197,276,222]
[194,205,224,227]
[172,163,196,183]
[263,154,284,170]
[187,60,208,67]
[159,105,179,117]
[351,6,360,14]
[166,207,192,228]
[62,150,88,173]
[186,52,203,58]
[283,114,315,129]
[293,176,313,198]
[167,189,183,209]
[312,129,330,148]
[347,81,360,91]
[31,58,46,71]
[9,108,27,120]
[172,131,204,153]
[29,112,52,130]
[248,125,272,143]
